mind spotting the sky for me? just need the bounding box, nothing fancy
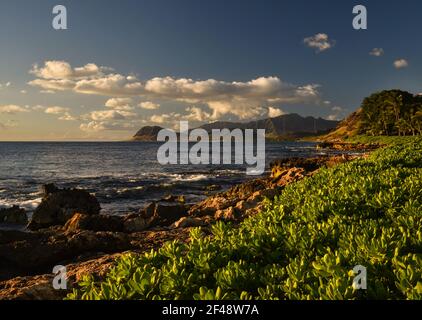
[0,0,421,141]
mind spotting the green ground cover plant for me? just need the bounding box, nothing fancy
[68,138,422,300]
[346,135,420,145]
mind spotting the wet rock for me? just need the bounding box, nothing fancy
[0,206,28,225]
[27,187,101,231]
[161,194,185,203]
[64,213,124,233]
[123,214,150,232]
[171,217,206,229]
[40,183,59,197]
[138,202,188,227]
[205,185,222,191]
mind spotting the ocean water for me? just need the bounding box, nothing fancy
[0,141,352,216]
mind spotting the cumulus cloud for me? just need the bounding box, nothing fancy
[105,97,134,110]
[184,106,211,122]
[304,33,334,52]
[394,59,408,69]
[0,105,29,114]
[29,78,75,92]
[0,120,18,128]
[327,106,347,121]
[268,107,285,118]
[58,112,78,121]
[369,48,384,57]
[139,101,160,110]
[80,121,137,132]
[150,113,174,124]
[74,74,143,96]
[30,61,110,80]
[44,106,70,114]
[85,110,137,121]
[29,60,321,121]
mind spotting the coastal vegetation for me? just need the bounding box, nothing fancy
[319,90,422,142]
[360,90,422,136]
[67,137,422,300]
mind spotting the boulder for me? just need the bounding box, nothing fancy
[27,187,100,230]
[0,206,28,225]
[123,214,150,232]
[138,202,188,227]
[64,213,124,233]
[40,183,59,197]
[171,217,206,229]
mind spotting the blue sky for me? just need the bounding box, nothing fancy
[0,0,421,140]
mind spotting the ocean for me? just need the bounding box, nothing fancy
[0,141,352,216]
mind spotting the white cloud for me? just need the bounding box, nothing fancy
[59,112,78,121]
[0,105,29,114]
[139,101,160,110]
[29,60,321,121]
[0,82,12,89]
[369,48,384,57]
[44,106,70,114]
[304,33,334,52]
[32,105,46,111]
[394,59,408,69]
[80,121,136,132]
[327,106,347,121]
[105,97,134,110]
[29,78,75,92]
[150,113,173,124]
[74,74,143,96]
[184,106,211,122]
[0,120,18,128]
[30,61,110,80]
[85,110,137,121]
[268,107,285,118]
[40,90,56,94]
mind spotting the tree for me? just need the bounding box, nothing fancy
[359,90,421,136]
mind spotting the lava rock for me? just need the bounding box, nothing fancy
[0,206,28,225]
[27,187,100,230]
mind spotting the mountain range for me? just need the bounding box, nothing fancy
[132,113,339,141]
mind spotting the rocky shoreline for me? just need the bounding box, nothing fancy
[0,144,374,300]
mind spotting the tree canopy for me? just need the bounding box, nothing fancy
[359,90,422,136]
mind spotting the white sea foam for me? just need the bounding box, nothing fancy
[171,174,208,182]
[0,198,42,212]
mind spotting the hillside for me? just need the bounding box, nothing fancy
[319,90,422,142]
[132,126,164,141]
[317,108,363,142]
